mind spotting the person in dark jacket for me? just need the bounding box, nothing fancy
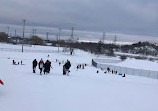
[107,67,110,73]
[13,60,16,65]
[44,60,51,74]
[63,60,71,75]
[63,65,66,75]
[32,59,38,73]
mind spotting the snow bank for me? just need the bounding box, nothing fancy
[0,43,158,111]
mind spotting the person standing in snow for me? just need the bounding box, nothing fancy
[44,60,51,74]
[63,60,71,76]
[39,59,44,75]
[32,59,38,73]
[107,67,110,72]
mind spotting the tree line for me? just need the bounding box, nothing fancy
[1,32,158,57]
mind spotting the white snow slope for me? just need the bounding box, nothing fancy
[0,43,158,111]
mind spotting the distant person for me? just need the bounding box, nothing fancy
[13,60,16,65]
[21,60,23,65]
[33,59,38,73]
[39,59,44,75]
[59,62,61,66]
[79,64,81,69]
[63,60,71,76]
[76,65,79,70]
[82,64,84,69]
[107,67,110,72]
[122,74,126,77]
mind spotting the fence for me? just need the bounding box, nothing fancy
[0,48,57,53]
[92,59,158,79]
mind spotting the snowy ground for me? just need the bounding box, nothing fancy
[0,43,158,111]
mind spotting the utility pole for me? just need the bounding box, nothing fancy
[15,30,16,36]
[57,28,61,53]
[32,29,35,36]
[22,19,26,53]
[57,33,59,53]
[71,27,74,42]
[58,28,61,41]
[113,34,117,45]
[7,27,10,37]
[34,29,36,36]
[70,27,74,55]
[46,32,49,41]
[102,32,105,44]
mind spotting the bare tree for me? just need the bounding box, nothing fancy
[0,32,8,42]
[30,35,44,45]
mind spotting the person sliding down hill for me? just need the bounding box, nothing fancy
[63,60,71,76]
[39,59,44,75]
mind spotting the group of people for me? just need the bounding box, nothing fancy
[97,67,126,77]
[76,63,87,70]
[13,60,23,65]
[105,67,118,74]
[33,59,71,76]
[33,59,52,75]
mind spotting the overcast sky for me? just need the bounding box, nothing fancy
[0,0,158,43]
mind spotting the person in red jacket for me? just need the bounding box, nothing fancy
[39,59,44,75]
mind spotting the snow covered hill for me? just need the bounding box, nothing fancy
[0,43,158,111]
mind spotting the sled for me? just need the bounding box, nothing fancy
[0,80,4,85]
